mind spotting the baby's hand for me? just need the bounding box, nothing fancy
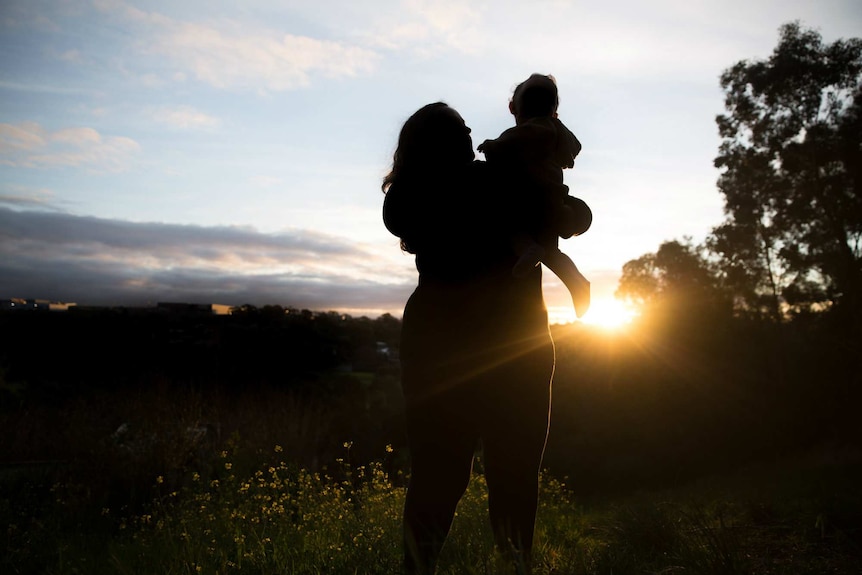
[477,139,494,154]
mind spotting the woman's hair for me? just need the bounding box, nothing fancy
[382,102,463,193]
[511,73,559,119]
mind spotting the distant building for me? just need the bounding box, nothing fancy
[156,302,232,315]
[1,298,76,311]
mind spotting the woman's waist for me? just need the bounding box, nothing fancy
[400,281,552,370]
[407,274,547,323]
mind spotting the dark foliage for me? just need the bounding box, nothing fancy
[712,22,862,324]
[2,298,859,500]
[0,306,401,404]
[545,309,862,496]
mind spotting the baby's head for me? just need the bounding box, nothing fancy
[510,74,559,122]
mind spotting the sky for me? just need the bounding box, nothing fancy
[2,0,861,324]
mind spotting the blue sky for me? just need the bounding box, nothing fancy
[2,0,860,323]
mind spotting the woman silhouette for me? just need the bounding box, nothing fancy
[383,102,555,574]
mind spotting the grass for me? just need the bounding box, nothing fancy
[3,441,861,574]
[2,384,860,574]
[112,447,404,574]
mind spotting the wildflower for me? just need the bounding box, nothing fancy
[224,462,232,470]
[385,444,394,453]
[274,445,283,453]
[156,475,164,484]
[192,472,200,482]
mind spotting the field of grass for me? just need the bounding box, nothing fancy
[4,305,861,572]
[3,412,860,575]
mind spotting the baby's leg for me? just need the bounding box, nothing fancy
[511,233,545,278]
[542,248,590,318]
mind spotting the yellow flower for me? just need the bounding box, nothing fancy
[224,462,232,470]
[156,475,164,484]
[274,445,283,453]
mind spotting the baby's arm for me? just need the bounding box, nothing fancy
[478,120,556,162]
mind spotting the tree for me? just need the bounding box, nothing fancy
[616,239,726,314]
[712,22,862,323]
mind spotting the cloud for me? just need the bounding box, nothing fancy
[0,121,45,152]
[94,0,379,92]
[152,106,220,129]
[0,81,96,95]
[0,208,412,315]
[0,185,59,211]
[363,0,487,55]
[57,49,83,64]
[397,0,486,53]
[0,122,140,172]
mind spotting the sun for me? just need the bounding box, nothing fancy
[581,298,637,329]
[549,297,637,329]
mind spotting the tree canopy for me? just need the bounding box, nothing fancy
[711,22,862,323]
[615,239,730,331]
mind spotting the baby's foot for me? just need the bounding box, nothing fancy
[573,278,591,318]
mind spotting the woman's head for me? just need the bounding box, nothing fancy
[510,74,559,121]
[382,102,474,192]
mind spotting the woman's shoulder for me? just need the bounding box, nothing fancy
[468,158,487,172]
[465,159,491,185]
[462,159,503,202]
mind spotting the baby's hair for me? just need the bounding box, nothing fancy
[511,73,559,119]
